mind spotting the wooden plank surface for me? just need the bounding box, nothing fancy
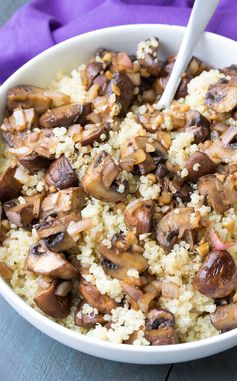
[0,297,170,381]
[0,1,236,380]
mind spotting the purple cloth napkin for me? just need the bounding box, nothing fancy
[0,0,236,83]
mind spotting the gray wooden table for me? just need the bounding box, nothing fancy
[0,1,236,380]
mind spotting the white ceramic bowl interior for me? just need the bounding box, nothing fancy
[0,24,237,364]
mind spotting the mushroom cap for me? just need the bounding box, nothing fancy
[156,207,200,250]
[124,199,155,235]
[34,280,72,319]
[0,166,22,202]
[210,303,237,331]
[79,279,118,314]
[197,174,237,214]
[205,77,237,113]
[99,240,148,283]
[45,155,78,190]
[27,243,77,279]
[82,150,128,203]
[40,187,86,218]
[194,250,237,298]
[39,103,86,128]
[184,152,216,181]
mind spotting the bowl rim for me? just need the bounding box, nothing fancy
[0,23,237,354]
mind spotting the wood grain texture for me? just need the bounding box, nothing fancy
[0,297,170,381]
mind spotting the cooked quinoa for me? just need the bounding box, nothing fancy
[0,37,237,346]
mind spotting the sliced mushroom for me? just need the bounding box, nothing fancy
[34,280,72,318]
[145,309,175,330]
[205,126,237,165]
[75,301,106,327]
[18,154,52,171]
[120,136,166,175]
[35,213,81,252]
[85,62,103,88]
[45,156,78,190]
[39,103,89,128]
[79,279,118,314]
[81,151,128,203]
[185,110,211,144]
[68,123,107,146]
[197,174,237,214]
[144,327,179,345]
[0,166,22,202]
[210,303,237,331]
[8,85,70,114]
[40,187,86,218]
[105,72,134,115]
[0,262,13,281]
[138,38,164,77]
[193,250,237,298]
[124,199,155,234]
[4,194,41,227]
[144,308,178,345]
[138,109,163,133]
[156,207,200,250]
[184,152,216,181]
[205,76,237,113]
[1,107,38,137]
[99,240,147,283]
[27,242,77,279]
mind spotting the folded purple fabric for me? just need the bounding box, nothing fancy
[0,0,236,83]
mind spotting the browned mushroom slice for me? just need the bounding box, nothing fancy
[145,327,179,345]
[82,151,128,203]
[221,65,237,78]
[18,153,52,171]
[75,301,106,328]
[210,303,237,331]
[27,242,77,279]
[79,279,118,314]
[197,174,237,214]
[35,213,81,238]
[85,62,103,88]
[68,123,107,146]
[105,72,134,115]
[205,126,237,165]
[8,85,70,114]
[139,110,163,133]
[121,281,157,313]
[1,107,38,138]
[0,166,22,202]
[156,207,200,250]
[34,280,72,319]
[184,152,216,181]
[39,103,85,128]
[40,187,86,218]
[185,110,211,144]
[4,194,41,227]
[45,156,78,190]
[99,241,147,282]
[124,199,155,234]
[138,38,164,77]
[194,250,237,298]
[120,136,166,175]
[144,308,178,345]
[35,213,81,252]
[0,262,13,281]
[205,76,237,113]
[146,309,175,330]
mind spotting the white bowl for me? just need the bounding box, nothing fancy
[0,24,237,364]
